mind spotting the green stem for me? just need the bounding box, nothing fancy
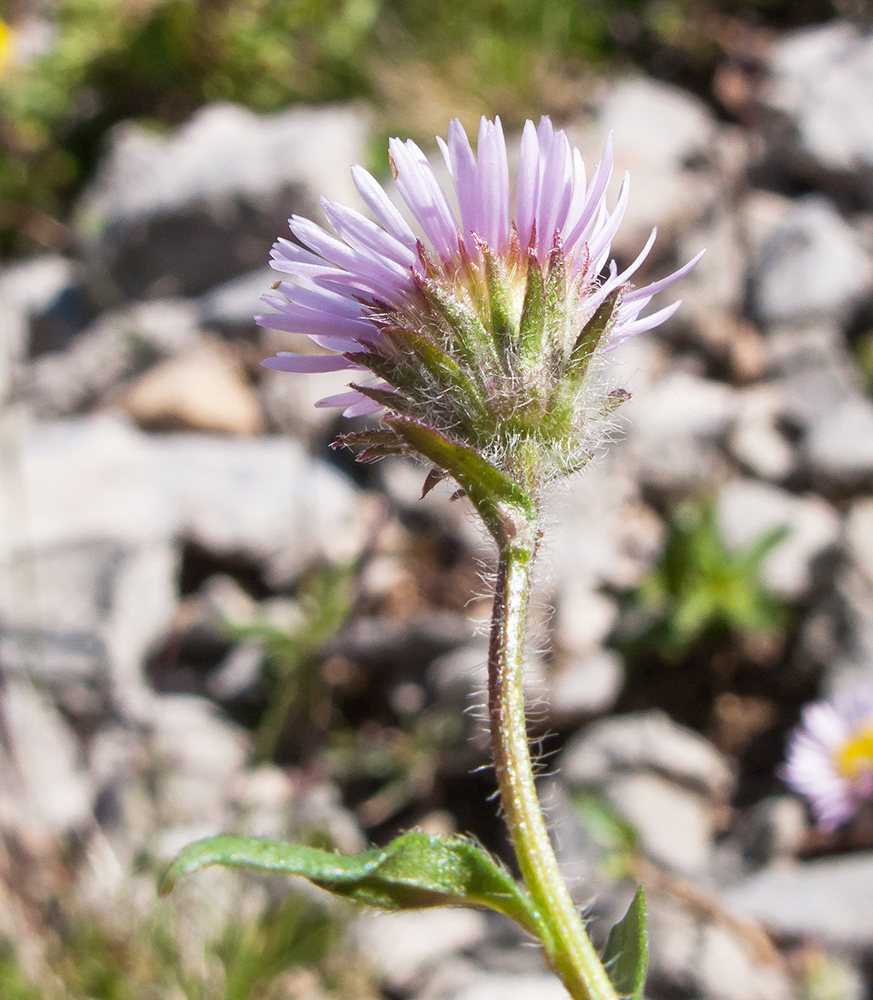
[488,514,619,1000]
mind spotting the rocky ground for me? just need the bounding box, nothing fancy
[2,17,873,1000]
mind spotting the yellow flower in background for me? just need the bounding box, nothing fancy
[0,18,13,78]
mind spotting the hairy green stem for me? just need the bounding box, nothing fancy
[488,515,619,1000]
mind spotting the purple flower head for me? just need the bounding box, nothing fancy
[782,685,873,832]
[259,116,702,507]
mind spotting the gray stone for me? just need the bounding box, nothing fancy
[647,894,794,1000]
[353,908,489,994]
[734,796,808,870]
[562,710,735,800]
[608,771,716,877]
[422,971,569,1000]
[562,713,734,878]
[677,196,748,340]
[716,479,841,600]
[23,298,202,418]
[722,853,873,952]
[580,78,721,255]
[0,680,93,840]
[0,254,87,381]
[149,694,250,855]
[619,370,737,493]
[0,539,177,698]
[751,195,873,328]
[75,103,371,298]
[547,648,623,722]
[553,583,618,656]
[0,413,178,697]
[197,266,272,340]
[805,394,873,486]
[544,458,665,593]
[728,386,797,482]
[0,412,171,551]
[766,322,863,430]
[150,432,373,581]
[762,21,873,203]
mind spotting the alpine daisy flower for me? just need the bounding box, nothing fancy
[260,116,702,532]
[782,685,873,832]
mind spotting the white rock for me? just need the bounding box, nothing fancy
[845,497,873,582]
[553,584,618,656]
[424,972,569,1000]
[150,694,249,846]
[804,394,873,485]
[0,680,93,837]
[150,433,373,579]
[547,648,623,721]
[79,103,370,228]
[722,853,873,951]
[353,908,488,993]
[607,771,716,876]
[0,254,79,399]
[716,479,841,600]
[648,894,794,1000]
[75,103,371,297]
[619,370,737,492]
[762,21,873,197]
[751,195,873,327]
[24,299,202,418]
[0,413,171,555]
[544,459,664,592]
[729,385,796,481]
[562,710,735,799]
[581,78,720,254]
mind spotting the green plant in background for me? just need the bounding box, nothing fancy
[224,561,356,763]
[0,0,832,254]
[626,501,789,661]
[0,890,364,1000]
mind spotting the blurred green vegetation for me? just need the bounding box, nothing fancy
[223,562,356,763]
[0,890,370,1000]
[0,0,833,255]
[624,500,788,662]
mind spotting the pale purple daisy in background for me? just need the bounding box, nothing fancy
[782,685,873,831]
[259,116,702,501]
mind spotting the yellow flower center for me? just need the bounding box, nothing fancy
[834,723,873,781]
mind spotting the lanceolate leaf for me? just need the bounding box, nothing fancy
[602,886,648,1000]
[162,831,542,938]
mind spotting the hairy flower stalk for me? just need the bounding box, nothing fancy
[260,116,701,999]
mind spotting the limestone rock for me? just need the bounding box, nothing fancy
[121,339,264,434]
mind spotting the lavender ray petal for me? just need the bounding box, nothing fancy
[321,197,418,268]
[350,164,418,248]
[516,119,541,250]
[260,353,363,373]
[623,249,706,304]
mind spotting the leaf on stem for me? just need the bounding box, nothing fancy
[162,831,542,937]
[602,885,648,1000]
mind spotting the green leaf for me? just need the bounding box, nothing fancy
[602,886,648,1000]
[162,831,542,937]
[384,416,534,542]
